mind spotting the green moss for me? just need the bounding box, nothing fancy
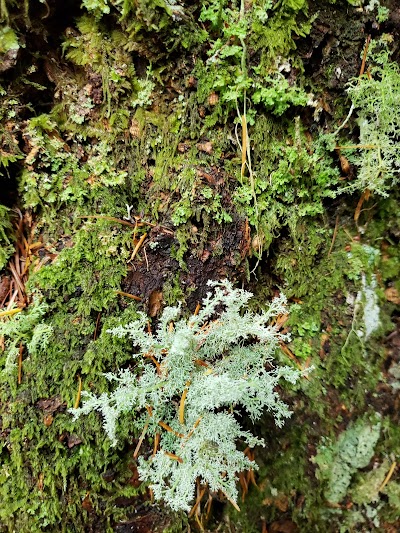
[1,0,400,530]
[0,25,18,53]
[0,205,14,270]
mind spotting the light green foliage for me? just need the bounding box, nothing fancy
[81,0,205,58]
[0,297,52,376]
[62,16,137,117]
[19,114,128,215]
[235,117,339,247]
[0,205,14,270]
[0,25,18,52]
[313,414,381,504]
[383,481,400,513]
[252,74,308,115]
[0,91,24,168]
[32,220,132,315]
[71,280,303,511]
[351,458,390,505]
[171,185,232,227]
[196,0,309,126]
[342,38,400,196]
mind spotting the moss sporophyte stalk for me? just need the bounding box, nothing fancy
[70,280,307,511]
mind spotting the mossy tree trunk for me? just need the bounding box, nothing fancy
[1,1,400,532]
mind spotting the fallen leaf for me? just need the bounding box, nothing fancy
[82,492,93,512]
[197,141,213,154]
[385,287,400,305]
[37,395,65,414]
[67,434,83,448]
[0,276,11,303]
[148,290,163,317]
[43,414,53,427]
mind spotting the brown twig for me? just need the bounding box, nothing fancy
[354,188,370,222]
[152,432,160,457]
[133,420,149,459]
[0,308,22,318]
[114,290,142,301]
[279,342,303,370]
[77,215,174,235]
[158,420,184,438]
[335,144,376,150]
[9,262,26,303]
[130,232,148,261]
[179,381,191,425]
[359,35,371,77]
[74,375,82,409]
[328,215,340,256]
[18,342,23,385]
[93,312,102,340]
[184,417,203,442]
[164,451,183,463]
[77,215,137,228]
[189,484,207,518]
[379,462,397,492]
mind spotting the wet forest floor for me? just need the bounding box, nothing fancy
[1,0,400,531]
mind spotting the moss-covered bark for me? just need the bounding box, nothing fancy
[1,1,400,531]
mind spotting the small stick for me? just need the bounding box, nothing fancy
[354,188,370,222]
[179,381,191,425]
[93,312,102,340]
[6,289,18,310]
[133,420,149,459]
[9,262,25,302]
[184,417,202,442]
[114,290,141,301]
[205,493,213,519]
[21,256,31,277]
[130,232,147,261]
[158,420,184,438]
[18,343,23,385]
[335,144,376,150]
[152,432,160,457]
[248,468,258,489]
[221,490,241,512]
[194,359,209,368]
[143,246,149,272]
[14,251,21,276]
[164,451,183,463]
[189,485,207,518]
[74,375,82,409]
[77,215,174,235]
[29,242,44,251]
[343,228,357,242]
[328,215,340,256]
[144,352,161,373]
[279,342,303,370]
[359,35,371,77]
[379,462,397,492]
[77,215,137,228]
[241,114,247,178]
[194,302,201,316]
[0,308,22,318]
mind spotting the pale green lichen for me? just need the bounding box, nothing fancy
[313,414,381,504]
[71,280,305,511]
